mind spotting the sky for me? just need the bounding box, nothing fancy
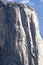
[3,0,43,39]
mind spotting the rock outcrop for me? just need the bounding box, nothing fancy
[0,1,43,65]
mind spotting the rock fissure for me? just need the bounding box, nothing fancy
[0,1,43,65]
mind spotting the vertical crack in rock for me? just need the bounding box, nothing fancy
[0,1,43,65]
[30,14,38,65]
[19,5,32,65]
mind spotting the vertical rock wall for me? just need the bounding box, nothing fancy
[0,1,43,65]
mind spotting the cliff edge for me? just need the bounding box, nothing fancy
[0,1,43,65]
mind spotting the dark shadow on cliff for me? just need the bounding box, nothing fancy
[0,3,22,65]
[0,47,1,65]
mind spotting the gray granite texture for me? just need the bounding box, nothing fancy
[0,1,43,65]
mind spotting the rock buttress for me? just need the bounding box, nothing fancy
[0,1,43,65]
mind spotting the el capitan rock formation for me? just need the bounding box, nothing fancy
[0,1,43,65]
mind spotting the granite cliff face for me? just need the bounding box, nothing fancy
[0,1,43,65]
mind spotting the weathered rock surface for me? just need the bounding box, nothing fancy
[0,1,43,65]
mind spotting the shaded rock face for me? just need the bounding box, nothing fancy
[0,1,43,65]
